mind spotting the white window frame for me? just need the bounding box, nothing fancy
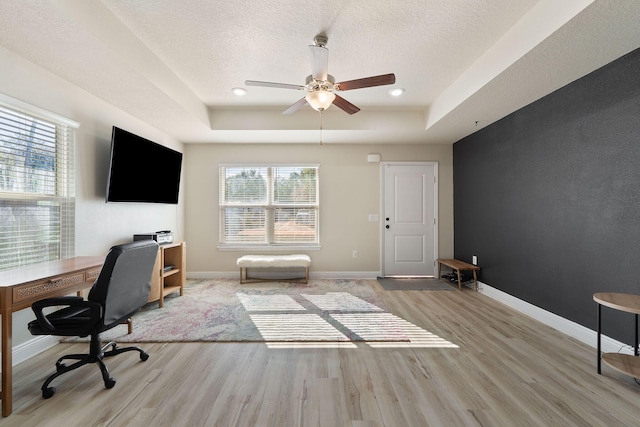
[0,93,78,271]
[218,164,320,250]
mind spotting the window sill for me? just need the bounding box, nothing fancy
[217,244,321,252]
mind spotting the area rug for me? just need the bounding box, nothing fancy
[377,277,454,291]
[66,279,409,343]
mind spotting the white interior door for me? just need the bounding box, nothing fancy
[382,163,437,277]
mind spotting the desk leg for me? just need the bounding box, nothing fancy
[1,307,12,416]
[597,303,601,375]
[456,269,462,290]
[472,270,478,291]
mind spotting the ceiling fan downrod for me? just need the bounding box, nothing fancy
[313,35,328,47]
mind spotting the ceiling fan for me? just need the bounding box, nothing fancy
[245,35,396,115]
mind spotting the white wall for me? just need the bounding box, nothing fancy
[184,143,453,276]
[0,46,184,349]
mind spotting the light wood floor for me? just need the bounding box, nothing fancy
[4,281,640,426]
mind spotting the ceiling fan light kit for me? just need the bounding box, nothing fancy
[305,90,335,111]
[245,35,396,115]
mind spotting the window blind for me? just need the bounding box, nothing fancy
[219,165,319,246]
[0,98,76,271]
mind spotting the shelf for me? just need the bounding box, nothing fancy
[163,268,180,278]
[162,284,182,298]
[148,241,186,308]
[593,292,640,315]
[602,353,640,378]
[595,292,640,380]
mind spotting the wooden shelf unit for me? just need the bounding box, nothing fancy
[148,241,186,307]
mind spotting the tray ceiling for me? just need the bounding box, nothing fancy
[0,0,639,144]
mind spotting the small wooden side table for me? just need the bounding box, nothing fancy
[593,292,640,377]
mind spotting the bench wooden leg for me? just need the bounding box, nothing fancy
[238,266,309,284]
[456,269,462,290]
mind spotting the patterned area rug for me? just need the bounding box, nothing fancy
[67,279,409,343]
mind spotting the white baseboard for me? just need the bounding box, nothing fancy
[187,271,381,280]
[12,335,59,366]
[478,281,633,355]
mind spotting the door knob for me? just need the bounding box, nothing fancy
[385,225,390,229]
[386,217,390,221]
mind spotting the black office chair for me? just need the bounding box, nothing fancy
[28,240,159,399]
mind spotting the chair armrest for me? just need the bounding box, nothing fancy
[32,296,84,310]
[31,297,102,335]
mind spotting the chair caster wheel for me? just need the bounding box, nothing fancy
[55,362,66,371]
[42,387,56,399]
[140,352,149,361]
[105,378,116,389]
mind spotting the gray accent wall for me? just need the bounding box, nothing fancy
[453,47,640,345]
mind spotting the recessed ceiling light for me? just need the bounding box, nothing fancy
[388,88,405,97]
[232,87,247,96]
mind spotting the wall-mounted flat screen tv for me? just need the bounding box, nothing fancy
[106,126,182,204]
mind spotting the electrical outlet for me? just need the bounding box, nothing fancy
[352,250,358,258]
[472,255,477,265]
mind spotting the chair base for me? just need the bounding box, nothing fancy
[40,336,149,399]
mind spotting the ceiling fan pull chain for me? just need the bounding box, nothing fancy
[320,110,323,145]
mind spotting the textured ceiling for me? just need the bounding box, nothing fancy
[1,0,639,144]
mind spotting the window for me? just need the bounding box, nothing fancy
[0,95,77,271]
[219,165,319,247]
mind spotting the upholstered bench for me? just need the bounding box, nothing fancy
[237,254,311,284]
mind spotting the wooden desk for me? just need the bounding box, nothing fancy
[437,259,480,290]
[0,256,103,417]
[593,292,640,377]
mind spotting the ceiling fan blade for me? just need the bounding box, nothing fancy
[245,80,305,90]
[332,94,360,115]
[282,97,308,115]
[309,45,329,81]
[336,73,396,91]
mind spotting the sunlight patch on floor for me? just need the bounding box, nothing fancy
[237,291,459,349]
[330,312,409,341]
[249,313,350,341]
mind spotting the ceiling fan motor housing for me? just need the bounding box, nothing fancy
[305,74,335,92]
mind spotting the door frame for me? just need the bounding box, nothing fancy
[380,161,439,277]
